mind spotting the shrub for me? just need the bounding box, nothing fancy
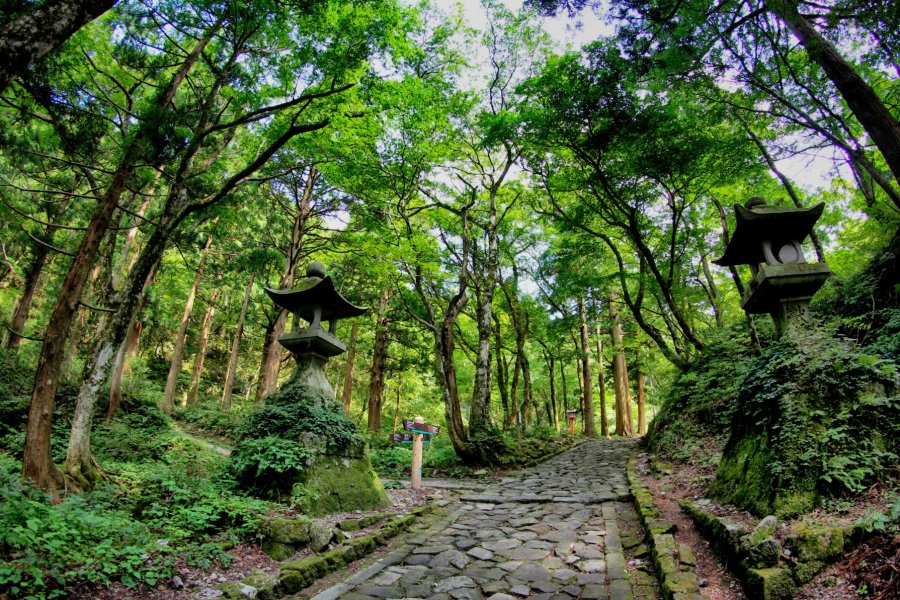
[370,446,412,478]
[230,436,313,499]
[176,404,243,441]
[237,401,360,450]
[0,460,168,598]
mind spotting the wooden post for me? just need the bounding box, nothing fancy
[411,415,425,490]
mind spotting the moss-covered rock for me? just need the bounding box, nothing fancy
[790,524,844,563]
[302,455,390,515]
[745,567,795,600]
[709,329,898,516]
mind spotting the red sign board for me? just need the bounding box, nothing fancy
[403,420,440,435]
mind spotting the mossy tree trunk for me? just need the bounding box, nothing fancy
[595,323,610,438]
[610,298,634,437]
[579,298,596,436]
[367,289,390,431]
[342,317,360,415]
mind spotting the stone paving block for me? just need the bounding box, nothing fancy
[580,583,609,599]
[610,578,635,600]
[607,551,627,579]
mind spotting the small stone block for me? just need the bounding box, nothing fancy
[677,543,696,567]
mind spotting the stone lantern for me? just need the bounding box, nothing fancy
[714,197,831,337]
[265,260,367,407]
[253,261,389,515]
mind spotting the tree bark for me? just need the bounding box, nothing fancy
[255,312,286,403]
[162,235,211,413]
[494,315,512,428]
[367,288,390,431]
[469,226,499,432]
[768,0,900,193]
[579,298,596,436]
[542,345,559,431]
[595,323,609,438]
[610,298,633,437]
[636,351,647,436]
[222,272,255,411]
[700,254,724,328]
[342,317,360,415]
[187,272,221,407]
[4,245,48,352]
[107,260,158,418]
[0,0,118,92]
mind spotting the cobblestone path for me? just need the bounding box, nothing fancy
[308,439,661,600]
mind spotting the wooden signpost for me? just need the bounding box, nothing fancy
[390,417,440,490]
[566,408,577,437]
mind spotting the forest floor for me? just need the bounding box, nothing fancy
[71,486,430,600]
[640,436,899,600]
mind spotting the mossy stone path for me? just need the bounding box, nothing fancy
[305,439,660,600]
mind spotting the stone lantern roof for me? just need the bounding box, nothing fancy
[713,198,825,269]
[264,261,367,357]
[713,197,830,337]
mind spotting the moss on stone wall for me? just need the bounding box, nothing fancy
[302,455,390,515]
[709,329,898,516]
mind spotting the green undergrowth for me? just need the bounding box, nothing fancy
[230,396,365,500]
[368,425,575,479]
[0,355,275,599]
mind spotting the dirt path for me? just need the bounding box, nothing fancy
[171,423,232,456]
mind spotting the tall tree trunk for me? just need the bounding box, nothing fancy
[595,323,609,438]
[367,288,390,431]
[342,317,360,415]
[543,346,559,431]
[107,260,159,419]
[700,254,724,328]
[63,225,171,488]
[222,272,255,411]
[0,0,118,92]
[579,298,596,436]
[521,350,534,426]
[162,236,211,413]
[392,378,402,432]
[255,311,286,403]
[106,320,141,418]
[560,358,568,412]
[469,195,500,433]
[636,350,647,436]
[186,272,221,407]
[4,245,48,351]
[510,346,521,426]
[22,28,215,490]
[769,0,900,197]
[494,316,511,428]
[610,299,634,437]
